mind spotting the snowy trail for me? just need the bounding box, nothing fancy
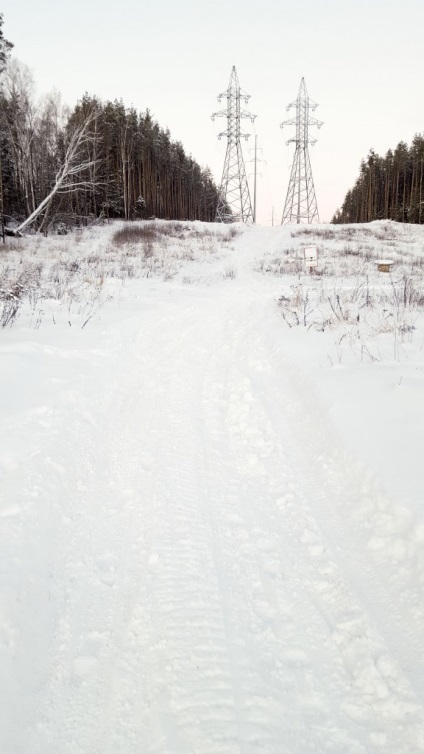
[1,230,424,753]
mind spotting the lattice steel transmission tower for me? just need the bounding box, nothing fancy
[211,66,256,223]
[281,77,323,224]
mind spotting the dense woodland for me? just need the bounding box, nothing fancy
[333,136,424,225]
[0,16,221,232]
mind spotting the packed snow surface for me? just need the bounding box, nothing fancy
[1,220,424,753]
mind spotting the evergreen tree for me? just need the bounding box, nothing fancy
[0,85,220,228]
[0,13,13,73]
[333,136,424,225]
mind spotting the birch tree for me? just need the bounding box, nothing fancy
[15,107,100,234]
[0,14,13,240]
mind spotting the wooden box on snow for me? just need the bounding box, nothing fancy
[376,259,394,273]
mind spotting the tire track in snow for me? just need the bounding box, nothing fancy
[129,305,245,754]
[199,311,369,754]
[29,313,180,754]
[51,302,245,754]
[26,281,424,754]
[203,295,424,754]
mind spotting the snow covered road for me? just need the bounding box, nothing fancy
[1,224,424,753]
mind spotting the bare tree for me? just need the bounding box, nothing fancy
[2,60,39,218]
[15,107,100,234]
[0,13,13,241]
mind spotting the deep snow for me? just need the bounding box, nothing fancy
[1,220,424,754]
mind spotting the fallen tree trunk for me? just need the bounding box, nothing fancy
[4,227,22,237]
[15,108,100,235]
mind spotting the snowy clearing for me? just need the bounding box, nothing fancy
[1,220,424,754]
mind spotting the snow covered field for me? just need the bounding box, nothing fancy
[1,219,424,754]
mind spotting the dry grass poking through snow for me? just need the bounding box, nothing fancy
[0,220,239,329]
[260,221,424,363]
[259,220,424,279]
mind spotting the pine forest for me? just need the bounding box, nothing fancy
[332,137,424,225]
[0,22,221,232]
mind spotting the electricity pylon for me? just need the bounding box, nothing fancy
[211,66,256,223]
[281,77,323,224]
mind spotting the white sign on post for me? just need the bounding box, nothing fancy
[304,245,318,269]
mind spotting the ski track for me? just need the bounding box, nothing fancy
[2,250,424,753]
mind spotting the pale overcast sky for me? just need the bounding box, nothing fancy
[2,0,424,224]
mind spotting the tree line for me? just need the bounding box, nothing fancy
[333,136,424,225]
[0,16,221,232]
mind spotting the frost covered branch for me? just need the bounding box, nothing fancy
[15,109,100,234]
